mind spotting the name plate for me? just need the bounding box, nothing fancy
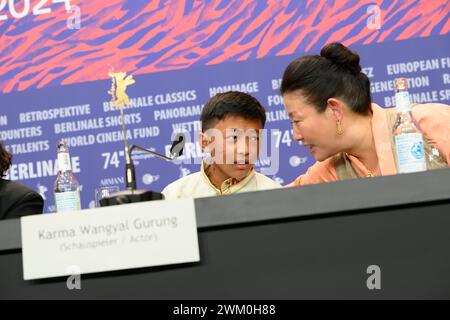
[21,199,200,280]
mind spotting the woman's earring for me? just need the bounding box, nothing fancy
[336,121,344,135]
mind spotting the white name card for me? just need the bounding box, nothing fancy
[21,199,200,280]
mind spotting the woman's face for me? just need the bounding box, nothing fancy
[283,93,342,162]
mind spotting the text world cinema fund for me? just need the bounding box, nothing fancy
[52,126,161,149]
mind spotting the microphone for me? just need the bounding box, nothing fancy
[170,133,185,158]
[100,133,186,207]
[126,133,185,190]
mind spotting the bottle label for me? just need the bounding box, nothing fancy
[55,191,81,213]
[395,91,411,113]
[395,133,427,173]
[58,153,72,172]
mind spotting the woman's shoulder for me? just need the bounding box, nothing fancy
[290,157,338,186]
[411,103,450,117]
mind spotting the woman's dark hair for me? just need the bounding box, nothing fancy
[0,143,12,178]
[281,42,372,115]
[201,91,266,131]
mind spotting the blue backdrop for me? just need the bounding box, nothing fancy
[0,0,449,211]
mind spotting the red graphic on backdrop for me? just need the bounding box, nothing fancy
[0,0,448,93]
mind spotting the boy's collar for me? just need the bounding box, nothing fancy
[201,161,255,195]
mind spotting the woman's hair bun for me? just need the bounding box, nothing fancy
[320,42,361,74]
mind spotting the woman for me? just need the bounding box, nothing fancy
[0,143,44,220]
[281,43,450,186]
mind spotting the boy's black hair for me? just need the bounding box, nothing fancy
[0,143,12,178]
[201,91,266,131]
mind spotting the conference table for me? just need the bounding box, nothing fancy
[1,169,450,300]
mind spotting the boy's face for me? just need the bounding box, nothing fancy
[200,115,263,181]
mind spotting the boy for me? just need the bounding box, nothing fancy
[162,91,280,199]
